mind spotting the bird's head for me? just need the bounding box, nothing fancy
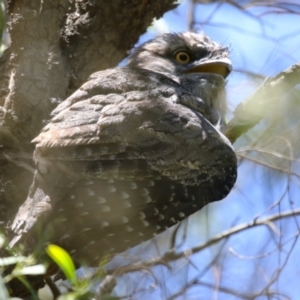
[127,32,232,130]
[127,32,231,80]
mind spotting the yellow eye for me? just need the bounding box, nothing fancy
[174,51,191,64]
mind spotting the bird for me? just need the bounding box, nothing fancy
[9,32,237,266]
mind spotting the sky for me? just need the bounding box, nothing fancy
[108,1,300,300]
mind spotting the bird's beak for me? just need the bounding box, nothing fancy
[184,57,232,79]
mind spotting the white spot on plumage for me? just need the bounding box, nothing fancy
[83,180,94,185]
[169,193,175,202]
[60,234,70,240]
[142,220,149,227]
[126,226,133,232]
[121,191,129,199]
[139,212,146,219]
[130,182,137,189]
[147,180,155,186]
[121,216,129,224]
[141,188,149,196]
[102,205,111,212]
[184,187,188,198]
[108,185,117,193]
[87,188,95,196]
[144,196,152,203]
[124,200,132,208]
[75,202,84,207]
[82,227,91,232]
[179,212,185,218]
[98,196,106,203]
[102,221,109,227]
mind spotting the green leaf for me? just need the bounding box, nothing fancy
[46,244,78,287]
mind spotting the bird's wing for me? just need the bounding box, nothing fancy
[32,67,236,187]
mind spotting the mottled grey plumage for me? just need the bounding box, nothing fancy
[10,32,237,264]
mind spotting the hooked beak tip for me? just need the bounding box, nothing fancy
[185,58,232,79]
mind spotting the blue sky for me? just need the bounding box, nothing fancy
[111,1,300,299]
